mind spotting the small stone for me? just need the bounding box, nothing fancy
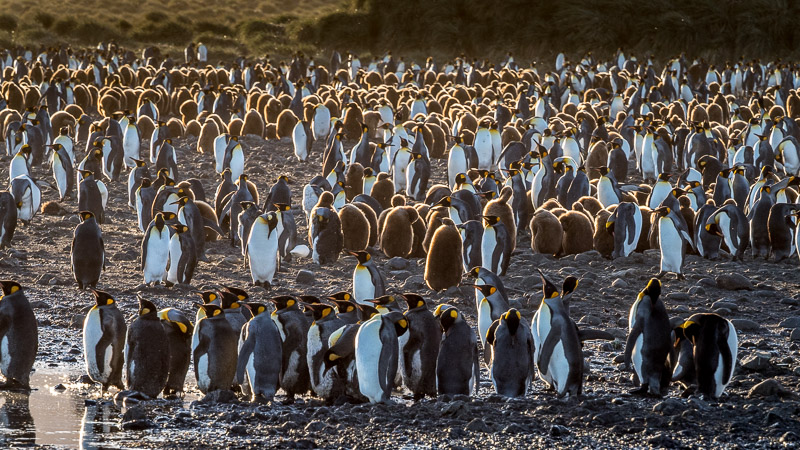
[402,275,425,291]
[741,352,772,371]
[780,298,799,306]
[653,398,687,415]
[550,424,570,436]
[711,300,738,311]
[579,315,601,326]
[30,301,50,309]
[509,298,524,309]
[295,270,315,285]
[122,419,153,430]
[687,286,705,296]
[123,406,147,422]
[228,425,248,435]
[304,421,325,432]
[716,274,753,291]
[731,319,761,332]
[697,277,716,287]
[748,379,791,398]
[70,314,85,329]
[667,293,691,301]
[503,423,525,433]
[201,390,239,404]
[612,278,628,289]
[386,257,408,270]
[790,328,800,341]
[465,418,491,433]
[35,274,55,285]
[779,317,800,329]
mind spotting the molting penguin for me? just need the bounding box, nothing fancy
[485,308,534,397]
[436,306,480,396]
[124,299,170,398]
[192,304,238,394]
[158,308,193,397]
[355,311,408,403]
[236,304,282,402]
[83,290,126,393]
[0,281,37,389]
[624,278,672,397]
[71,211,105,290]
[673,313,738,399]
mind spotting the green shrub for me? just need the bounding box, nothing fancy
[194,21,233,36]
[132,21,190,45]
[53,17,78,36]
[0,13,18,33]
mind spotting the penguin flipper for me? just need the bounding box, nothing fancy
[235,326,255,387]
[718,325,735,385]
[624,323,643,370]
[203,217,225,236]
[537,323,562,377]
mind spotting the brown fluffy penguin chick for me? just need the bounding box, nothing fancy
[483,186,516,252]
[351,202,378,247]
[559,211,594,255]
[578,196,603,217]
[593,209,614,258]
[345,163,365,201]
[276,109,299,139]
[530,209,563,255]
[539,198,563,211]
[338,204,370,251]
[424,218,464,291]
[313,191,336,212]
[423,208,448,253]
[377,195,407,236]
[197,119,219,154]
[380,207,414,257]
[370,173,395,210]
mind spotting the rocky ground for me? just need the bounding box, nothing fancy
[1,133,799,448]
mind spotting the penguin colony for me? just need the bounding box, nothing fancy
[5,44,797,409]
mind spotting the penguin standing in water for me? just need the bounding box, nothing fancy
[606,202,643,259]
[166,224,196,286]
[270,296,311,402]
[480,215,512,276]
[236,304,282,402]
[652,206,693,279]
[485,309,534,397]
[141,212,171,286]
[533,271,584,397]
[192,304,238,394]
[305,303,346,403]
[0,281,37,389]
[355,311,408,403]
[672,313,738,399]
[400,294,441,400]
[351,251,385,305]
[158,308,193,397]
[436,306,480,396]
[83,290,126,393]
[124,299,170,398]
[71,211,104,290]
[246,212,280,287]
[625,278,672,397]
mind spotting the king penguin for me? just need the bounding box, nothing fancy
[672,313,738,399]
[652,206,693,279]
[246,212,281,287]
[624,278,672,397]
[355,311,408,403]
[0,280,37,389]
[158,308,193,397]
[141,212,171,286]
[192,304,238,394]
[236,304,282,402]
[82,290,126,393]
[305,303,346,403]
[436,306,480,396]
[485,308,534,397]
[351,250,386,305]
[124,298,170,398]
[71,211,105,290]
[166,224,197,286]
[399,294,441,400]
[480,215,512,275]
[270,296,311,401]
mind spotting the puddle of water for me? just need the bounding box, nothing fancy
[0,364,200,448]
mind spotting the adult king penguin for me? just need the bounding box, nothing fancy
[83,290,126,393]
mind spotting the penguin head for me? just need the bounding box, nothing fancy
[198,304,224,318]
[349,250,371,265]
[133,158,146,168]
[438,307,461,332]
[481,215,500,227]
[270,295,297,312]
[402,293,427,311]
[222,285,249,301]
[357,303,380,321]
[78,169,94,180]
[562,276,579,296]
[19,144,31,155]
[140,178,152,188]
[172,224,189,234]
[639,278,662,303]
[599,166,610,177]
[162,211,177,222]
[274,203,291,212]
[0,280,23,297]
[502,308,522,335]
[247,303,268,317]
[79,211,96,222]
[158,308,192,334]
[652,206,671,218]
[153,212,165,230]
[674,320,700,346]
[658,173,671,182]
[538,269,560,300]
[671,188,686,198]
[263,212,279,231]
[198,291,219,304]
[170,196,189,208]
[434,196,452,208]
[240,201,256,211]
[138,298,158,317]
[304,303,334,322]
[93,149,103,159]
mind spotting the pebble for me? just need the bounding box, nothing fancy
[791,328,800,341]
[687,286,705,296]
[201,390,239,404]
[653,398,687,415]
[465,418,491,433]
[550,424,570,436]
[30,300,50,309]
[716,274,753,290]
[667,293,691,301]
[731,319,761,332]
[778,317,800,329]
[70,314,85,329]
[579,315,601,326]
[748,379,791,398]
[711,300,738,311]
[386,257,408,270]
[741,352,772,371]
[295,270,315,285]
[611,278,628,288]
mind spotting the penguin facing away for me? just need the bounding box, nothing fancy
[436,306,480,396]
[72,211,105,290]
[158,307,194,397]
[485,308,535,397]
[672,313,738,399]
[625,278,673,397]
[236,304,282,402]
[124,298,170,398]
[399,294,441,400]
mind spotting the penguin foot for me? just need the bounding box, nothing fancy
[0,380,32,391]
[628,386,648,396]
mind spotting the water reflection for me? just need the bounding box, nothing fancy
[80,401,121,450]
[0,391,36,447]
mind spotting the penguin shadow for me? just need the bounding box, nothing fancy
[0,390,36,445]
